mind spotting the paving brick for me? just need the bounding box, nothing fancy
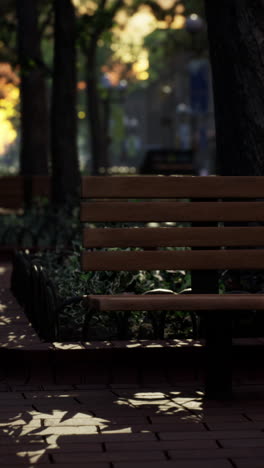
[20,425,99,436]
[74,384,109,390]
[159,430,264,440]
[0,443,47,454]
[31,411,93,420]
[113,461,231,468]
[190,408,248,415]
[220,437,264,448]
[199,415,248,423]
[105,439,218,451]
[168,447,264,460]
[0,419,41,427]
[40,385,76,391]
[149,416,203,424]
[244,412,264,421]
[0,384,12,392]
[206,422,264,431]
[0,437,45,447]
[99,426,150,434]
[0,451,49,465]
[53,450,166,463]
[0,463,110,468]
[46,433,157,446]
[98,422,206,434]
[11,385,43,392]
[47,442,103,452]
[43,416,148,426]
[0,403,34,409]
[233,460,264,468]
[0,393,27,400]
[43,417,101,427]
[25,390,79,398]
[28,402,81,412]
[137,423,206,433]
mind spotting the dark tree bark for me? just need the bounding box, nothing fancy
[51,0,80,205]
[204,0,264,175]
[16,0,49,185]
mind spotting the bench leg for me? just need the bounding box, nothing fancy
[205,311,232,400]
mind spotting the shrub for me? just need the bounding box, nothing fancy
[18,243,193,341]
[0,200,81,248]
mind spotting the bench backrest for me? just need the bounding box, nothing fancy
[81,176,264,272]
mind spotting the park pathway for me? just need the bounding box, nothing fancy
[1,260,264,467]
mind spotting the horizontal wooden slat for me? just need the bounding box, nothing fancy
[0,176,23,183]
[0,176,50,198]
[81,201,264,222]
[82,176,264,198]
[86,293,264,311]
[0,202,23,209]
[0,186,23,192]
[0,190,23,194]
[81,249,264,271]
[83,226,264,248]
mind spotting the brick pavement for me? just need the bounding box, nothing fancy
[1,383,264,466]
[1,261,264,466]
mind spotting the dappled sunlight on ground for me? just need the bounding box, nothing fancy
[2,385,264,466]
[0,386,207,465]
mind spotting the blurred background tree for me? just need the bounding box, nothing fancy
[0,0,207,203]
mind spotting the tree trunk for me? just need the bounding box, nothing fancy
[205,0,264,175]
[86,44,108,175]
[16,0,49,204]
[51,0,80,205]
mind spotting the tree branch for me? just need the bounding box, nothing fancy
[98,0,107,9]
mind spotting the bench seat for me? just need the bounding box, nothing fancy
[85,293,264,311]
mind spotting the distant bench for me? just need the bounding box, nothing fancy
[140,149,194,175]
[0,175,51,210]
[80,175,264,399]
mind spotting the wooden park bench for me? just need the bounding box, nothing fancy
[80,175,264,399]
[140,149,194,175]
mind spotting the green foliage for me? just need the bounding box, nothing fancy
[0,201,81,248]
[144,0,207,82]
[146,29,208,82]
